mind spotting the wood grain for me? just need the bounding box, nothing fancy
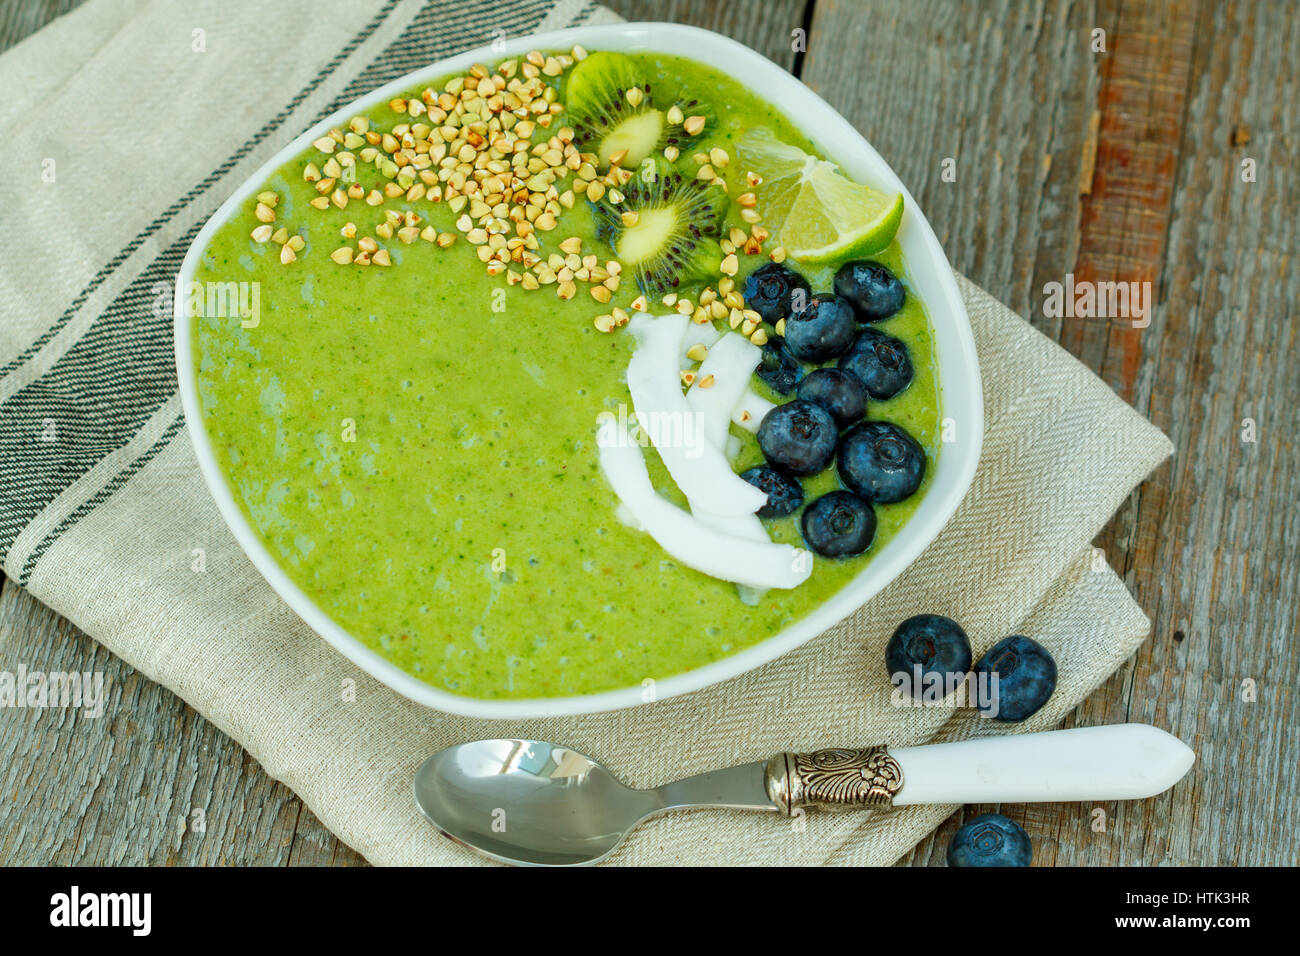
[2,0,1297,866]
[602,0,810,71]
[1109,0,1300,868]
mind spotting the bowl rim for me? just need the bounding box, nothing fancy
[174,20,984,719]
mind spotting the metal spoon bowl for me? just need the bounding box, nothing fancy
[413,738,770,866]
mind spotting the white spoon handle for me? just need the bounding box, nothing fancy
[764,724,1194,813]
[890,724,1195,805]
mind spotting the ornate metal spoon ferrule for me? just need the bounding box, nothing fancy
[764,746,905,814]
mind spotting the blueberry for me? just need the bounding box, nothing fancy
[884,614,972,697]
[947,813,1032,867]
[743,262,810,323]
[796,368,867,427]
[801,491,876,557]
[783,293,857,362]
[739,465,804,518]
[837,420,925,503]
[838,328,913,400]
[757,400,838,476]
[834,260,905,321]
[755,336,804,395]
[973,635,1057,722]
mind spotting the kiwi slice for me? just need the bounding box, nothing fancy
[590,160,727,295]
[565,51,713,169]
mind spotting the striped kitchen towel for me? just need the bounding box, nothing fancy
[0,0,1171,866]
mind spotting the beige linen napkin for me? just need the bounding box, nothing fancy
[0,0,1171,865]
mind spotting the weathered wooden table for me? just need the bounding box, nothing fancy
[2,0,1296,866]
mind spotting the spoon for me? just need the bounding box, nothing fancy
[413,723,1194,866]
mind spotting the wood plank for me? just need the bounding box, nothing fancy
[1094,0,1300,867]
[1033,0,1200,868]
[601,0,808,71]
[1058,0,1195,402]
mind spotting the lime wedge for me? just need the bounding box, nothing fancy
[737,130,904,263]
[735,130,810,222]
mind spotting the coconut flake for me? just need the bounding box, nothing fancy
[626,314,766,517]
[614,502,643,530]
[683,332,783,600]
[687,332,762,448]
[693,508,767,542]
[602,315,814,595]
[597,427,813,590]
[731,388,777,434]
[693,507,773,602]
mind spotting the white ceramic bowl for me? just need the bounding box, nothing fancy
[174,22,983,719]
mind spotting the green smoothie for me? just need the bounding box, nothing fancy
[192,51,941,700]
